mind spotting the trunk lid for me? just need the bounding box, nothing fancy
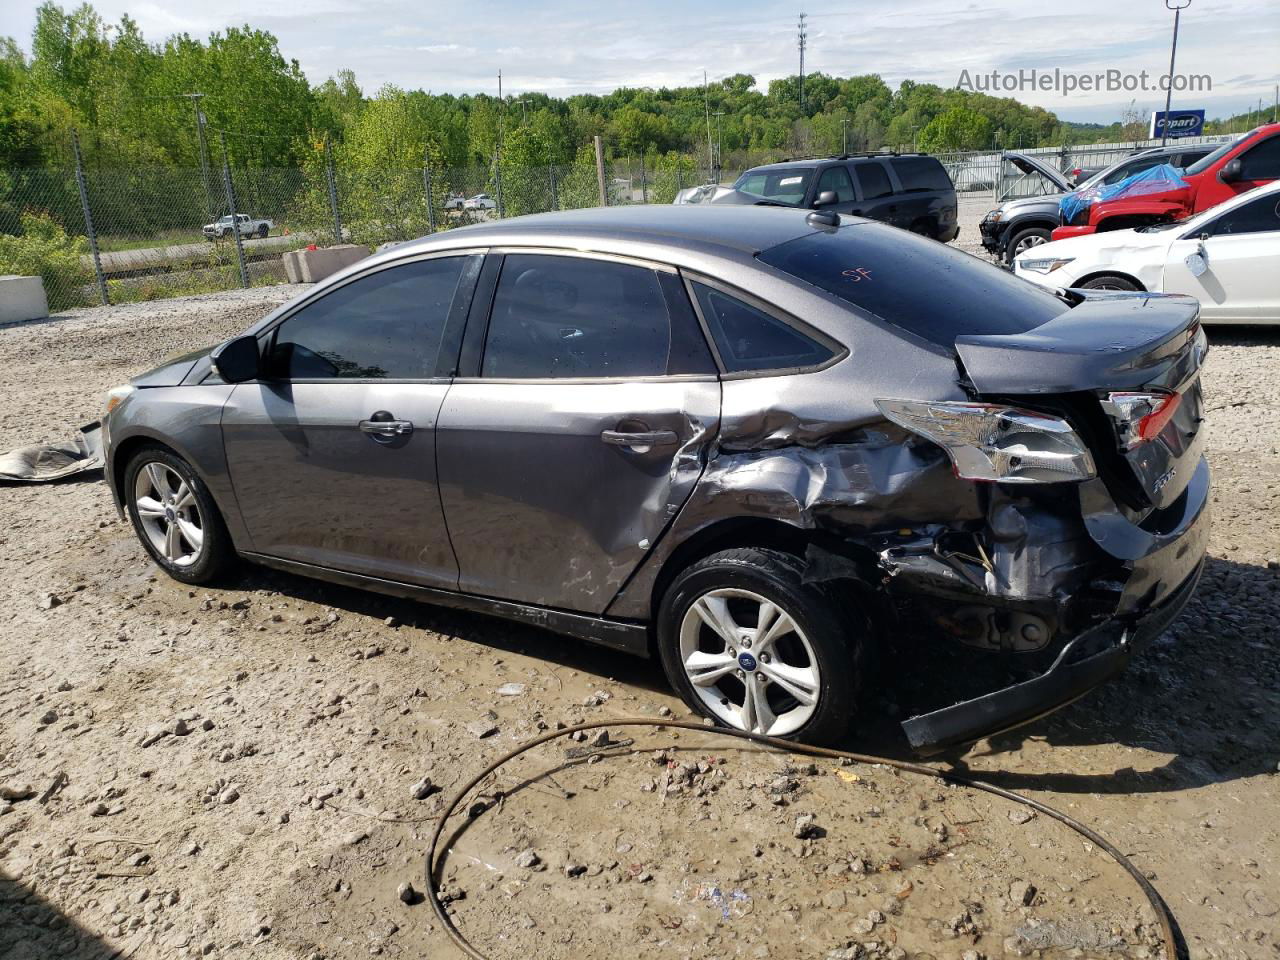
[956,292,1207,511]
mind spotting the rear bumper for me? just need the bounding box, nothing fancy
[902,456,1210,755]
[1051,224,1096,241]
[902,556,1204,755]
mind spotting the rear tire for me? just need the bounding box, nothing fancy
[1078,275,1141,291]
[656,547,867,745]
[257,224,268,238]
[124,446,235,585]
[1005,226,1052,264]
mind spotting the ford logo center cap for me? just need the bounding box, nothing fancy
[737,652,758,671]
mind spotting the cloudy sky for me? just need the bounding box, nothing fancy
[3,0,1277,123]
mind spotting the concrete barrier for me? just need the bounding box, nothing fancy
[0,275,50,324]
[283,245,372,284]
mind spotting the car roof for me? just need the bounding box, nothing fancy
[741,154,929,173]
[376,205,837,262]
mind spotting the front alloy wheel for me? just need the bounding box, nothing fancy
[134,461,204,567]
[124,446,234,585]
[679,587,820,736]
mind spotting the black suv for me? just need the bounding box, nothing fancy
[730,154,960,242]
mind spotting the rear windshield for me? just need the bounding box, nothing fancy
[758,223,1070,346]
[734,168,812,206]
[889,156,952,192]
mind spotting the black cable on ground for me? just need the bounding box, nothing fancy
[425,719,1184,960]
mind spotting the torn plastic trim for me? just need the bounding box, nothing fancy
[0,422,102,483]
[902,555,1204,755]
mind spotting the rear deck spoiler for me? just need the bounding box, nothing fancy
[954,292,1203,395]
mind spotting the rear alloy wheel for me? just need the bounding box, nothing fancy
[1006,226,1051,263]
[125,447,234,585]
[1079,275,1140,292]
[657,548,864,744]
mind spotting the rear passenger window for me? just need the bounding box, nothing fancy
[889,157,951,192]
[817,166,855,202]
[1103,156,1164,185]
[852,161,894,199]
[269,256,473,379]
[691,283,835,373]
[482,255,673,379]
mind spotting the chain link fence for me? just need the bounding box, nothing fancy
[0,132,1238,312]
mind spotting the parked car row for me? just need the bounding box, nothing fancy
[1015,179,1280,323]
[981,144,1218,264]
[981,123,1280,264]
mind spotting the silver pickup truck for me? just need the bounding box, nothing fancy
[202,213,273,240]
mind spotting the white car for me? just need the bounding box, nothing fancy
[463,194,496,211]
[1014,180,1280,324]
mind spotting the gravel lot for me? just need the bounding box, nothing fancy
[0,281,1277,960]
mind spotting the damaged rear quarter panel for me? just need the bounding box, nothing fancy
[605,308,983,619]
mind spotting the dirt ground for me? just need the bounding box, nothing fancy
[0,284,1277,960]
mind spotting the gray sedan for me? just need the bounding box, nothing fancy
[102,205,1209,753]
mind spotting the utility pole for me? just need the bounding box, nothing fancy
[1160,0,1191,146]
[495,70,504,217]
[183,92,214,218]
[797,13,807,111]
[842,118,850,154]
[714,111,725,181]
[704,70,714,181]
[517,98,530,122]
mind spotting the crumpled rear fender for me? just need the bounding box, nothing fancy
[604,424,984,619]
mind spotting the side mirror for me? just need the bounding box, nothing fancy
[1220,158,1243,183]
[211,334,261,383]
[812,190,839,208]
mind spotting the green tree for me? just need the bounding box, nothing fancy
[918,107,993,152]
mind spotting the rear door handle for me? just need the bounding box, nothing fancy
[600,429,678,448]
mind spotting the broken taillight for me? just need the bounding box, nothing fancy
[875,399,1096,483]
[1101,391,1181,450]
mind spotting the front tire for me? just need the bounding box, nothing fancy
[1005,226,1052,264]
[1078,274,1141,291]
[656,548,866,744]
[124,446,235,585]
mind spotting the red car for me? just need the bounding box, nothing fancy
[1052,123,1280,241]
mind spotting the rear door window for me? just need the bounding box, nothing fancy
[690,282,835,373]
[816,166,856,202]
[1103,155,1166,185]
[889,157,951,192]
[850,160,894,199]
[758,224,1069,346]
[481,255,677,379]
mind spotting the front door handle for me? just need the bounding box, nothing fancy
[601,428,678,449]
[360,412,414,439]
